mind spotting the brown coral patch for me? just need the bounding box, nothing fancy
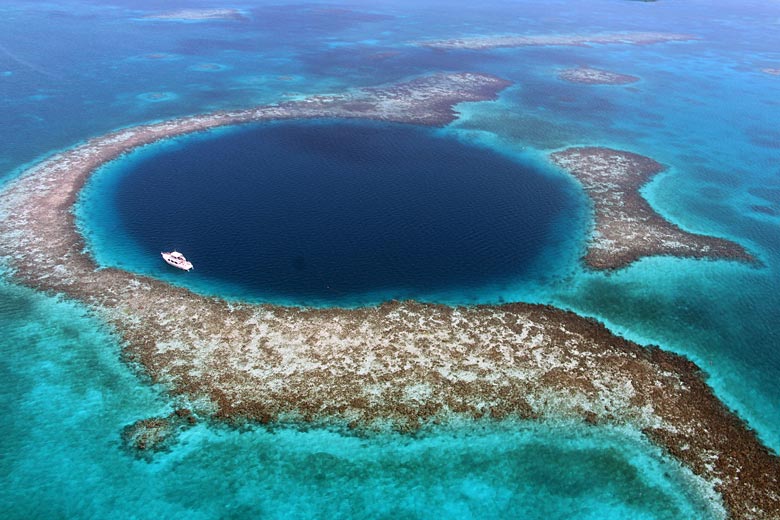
[0,74,777,518]
[121,409,197,458]
[550,147,757,270]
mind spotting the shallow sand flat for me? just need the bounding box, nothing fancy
[417,32,695,50]
[558,67,640,85]
[0,73,777,519]
[141,8,247,22]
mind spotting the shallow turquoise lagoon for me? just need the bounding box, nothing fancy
[0,279,723,519]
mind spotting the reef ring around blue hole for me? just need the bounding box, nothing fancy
[80,119,583,306]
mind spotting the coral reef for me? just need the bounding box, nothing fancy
[142,9,247,22]
[550,147,756,269]
[0,74,776,518]
[121,409,197,458]
[417,32,695,51]
[558,67,640,85]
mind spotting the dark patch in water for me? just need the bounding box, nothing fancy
[112,121,577,302]
[175,38,263,55]
[749,187,780,204]
[746,127,780,150]
[751,205,779,216]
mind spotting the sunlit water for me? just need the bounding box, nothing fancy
[2,0,778,517]
[0,278,723,519]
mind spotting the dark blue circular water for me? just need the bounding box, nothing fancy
[113,120,577,303]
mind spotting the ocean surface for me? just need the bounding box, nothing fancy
[77,120,584,305]
[2,0,779,517]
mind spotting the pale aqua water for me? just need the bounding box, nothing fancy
[0,277,722,518]
[2,0,779,517]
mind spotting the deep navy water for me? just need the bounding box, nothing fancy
[93,121,579,304]
[2,0,780,518]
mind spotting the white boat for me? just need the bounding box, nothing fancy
[161,251,193,271]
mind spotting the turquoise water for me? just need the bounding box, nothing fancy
[0,277,723,518]
[2,0,779,516]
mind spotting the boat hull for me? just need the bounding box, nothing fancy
[161,252,193,271]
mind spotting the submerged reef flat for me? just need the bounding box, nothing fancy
[558,67,640,85]
[752,205,780,217]
[136,92,177,103]
[141,8,247,22]
[0,74,777,518]
[550,147,756,270]
[188,63,230,73]
[121,409,197,459]
[417,32,695,51]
